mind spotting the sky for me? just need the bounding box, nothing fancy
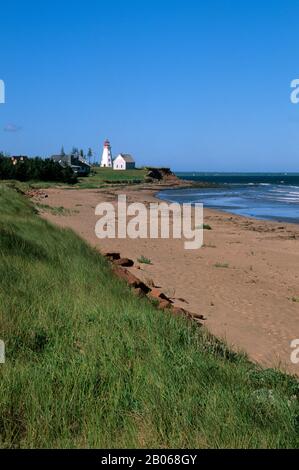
[1,0,299,171]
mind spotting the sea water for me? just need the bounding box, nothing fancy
[157,173,299,224]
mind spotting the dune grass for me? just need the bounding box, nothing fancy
[0,183,299,448]
[35,202,79,216]
[137,255,153,265]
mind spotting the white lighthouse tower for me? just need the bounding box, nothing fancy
[100,139,113,167]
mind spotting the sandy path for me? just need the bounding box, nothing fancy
[36,185,299,375]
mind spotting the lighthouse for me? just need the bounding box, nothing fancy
[100,139,113,167]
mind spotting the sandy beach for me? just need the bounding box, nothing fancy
[35,183,299,375]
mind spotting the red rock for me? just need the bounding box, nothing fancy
[171,307,187,317]
[103,252,121,260]
[132,287,146,297]
[170,306,205,324]
[177,297,188,304]
[148,288,172,302]
[114,258,134,267]
[190,312,205,320]
[112,266,150,294]
[112,266,137,284]
[158,299,172,310]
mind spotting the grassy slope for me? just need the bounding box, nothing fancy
[9,167,147,190]
[76,167,147,189]
[0,183,298,449]
[0,167,147,191]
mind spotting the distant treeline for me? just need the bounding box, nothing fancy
[0,154,77,183]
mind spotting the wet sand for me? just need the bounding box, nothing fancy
[35,183,299,375]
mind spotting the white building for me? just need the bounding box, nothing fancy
[113,154,135,170]
[100,139,113,167]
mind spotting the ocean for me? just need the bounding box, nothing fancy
[157,173,299,224]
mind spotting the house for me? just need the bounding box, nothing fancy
[51,154,71,167]
[113,154,135,170]
[51,153,91,176]
[11,156,28,166]
[70,160,91,176]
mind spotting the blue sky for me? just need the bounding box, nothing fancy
[0,0,299,171]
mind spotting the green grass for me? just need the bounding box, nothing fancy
[0,183,299,449]
[35,202,79,216]
[75,167,147,189]
[214,262,230,268]
[1,166,147,192]
[137,255,153,265]
[1,179,69,191]
[197,224,212,230]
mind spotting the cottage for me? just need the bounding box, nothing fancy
[113,154,135,170]
[11,156,28,165]
[51,153,91,176]
[51,154,71,167]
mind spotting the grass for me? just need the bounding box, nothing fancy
[35,203,79,216]
[196,224,212,230]
[0,183,299,448]
[75,167,147,189]
[137,255,153,265]
[214,262,230,268]
[1,167,147,192]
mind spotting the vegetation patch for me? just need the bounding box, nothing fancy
[0,154,77,184]
[75,167,147,189]
[137,255,153,265]
[35,203,79,216]
[214,262,230,268]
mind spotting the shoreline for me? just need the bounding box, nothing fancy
[33,181,299,376]
[156,183,299,227]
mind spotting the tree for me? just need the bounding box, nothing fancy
[0,155,77,184]
[87,148,93,165]
[71,147,79,158]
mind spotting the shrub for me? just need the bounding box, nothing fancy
[0,154,77,184]
[137,255,153,265]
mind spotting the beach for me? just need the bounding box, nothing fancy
[36,183,299,376]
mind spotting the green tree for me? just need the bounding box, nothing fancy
[87,148,93,165]
[0,155,77,184]
[71,147,79,157]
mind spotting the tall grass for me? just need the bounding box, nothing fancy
[0,184,298,448]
